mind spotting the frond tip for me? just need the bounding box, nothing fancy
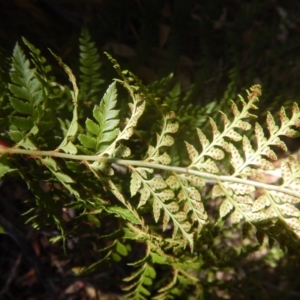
[79,27,104,103]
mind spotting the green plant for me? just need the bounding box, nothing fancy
[1,29,300,299]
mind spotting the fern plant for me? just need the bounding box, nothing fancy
[1,29,300,299]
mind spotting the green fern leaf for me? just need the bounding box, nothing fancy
[78,81,119,153]
[79,27,104,104]
[105,206,141,225]
[49,50,78,154]
[123,246,157,300]
[22,38,53,82]
[164,82,181,111]
[0,164,14,178]
[9,43,43,146]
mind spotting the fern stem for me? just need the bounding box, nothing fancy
[1,148,297,198]
[112,159,297,198]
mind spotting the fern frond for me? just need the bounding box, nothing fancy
[40,156,80,197]
[0,48,12,131]
[78,27,104,104]
[224,101,300,231]
[146,111,178,164]
[78,81,119,155]
[3,35,300,298]
[123,246,156,300]
[22,38,53,84]
[129,109,197,249]
[168,173,207,233]
[49,50,78,154]
[147,73,174,96]
[186,86,260,174]
[0,157,15,178]
[184,85,300,240]
[106,178,145,227]
[152,269,179,300]
[164,82,181,112]
[8,43,43,148]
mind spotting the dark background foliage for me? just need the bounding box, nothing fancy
[2,0,300,107]
[1,0,300,299]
